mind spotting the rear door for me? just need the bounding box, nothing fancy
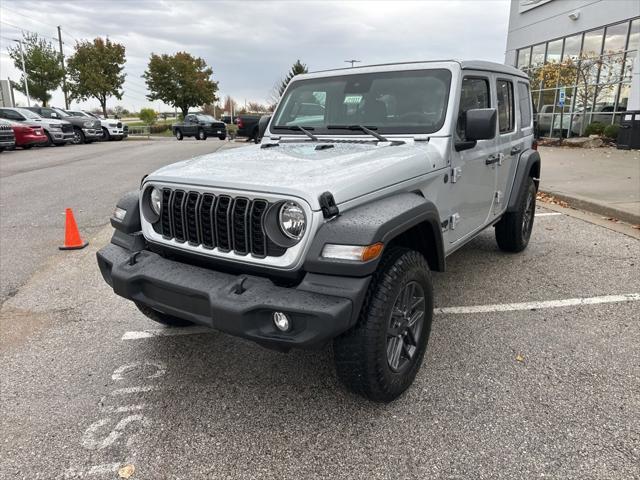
[493,78,522,217]
[448,74,498,244]
[184,115,196,135]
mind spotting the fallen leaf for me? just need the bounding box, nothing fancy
[118,464,135,479]
[515,354,525,363]
[545,227,554,231]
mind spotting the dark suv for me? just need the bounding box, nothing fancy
[25,107,102,144]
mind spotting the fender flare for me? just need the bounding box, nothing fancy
[110,190,141,234]
[304,192,445,277]
[507,149,541,212]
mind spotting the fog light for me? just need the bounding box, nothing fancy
[272,311,291,331]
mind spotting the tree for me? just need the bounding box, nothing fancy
[278,60,308,97]
[8,33,65,107]
[223,95,237,115]
[535,52,624,134]
[143,52,218,117]
[247,101,269,113]
[66,38,126,117]
[139,108,157,126]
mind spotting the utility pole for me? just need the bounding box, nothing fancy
[14,39,30,106]
[57,26,69,109]
[344,59,361,68]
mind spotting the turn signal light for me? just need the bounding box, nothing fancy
[321,242,384,262]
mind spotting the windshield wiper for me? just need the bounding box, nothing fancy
[326,125,388,142]
[273,125,318,141]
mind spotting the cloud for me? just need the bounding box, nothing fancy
[0,0,510,112]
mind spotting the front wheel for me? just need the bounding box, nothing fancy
[218,135,226,141]
[102,127,111,141]
[197,128,207,141]
[495,177,537,252]
[135,302,194,327]
[72,128,85,145]
[333,247,433,403]
[175,129,183,141]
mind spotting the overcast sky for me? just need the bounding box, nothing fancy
[0,0,511,113]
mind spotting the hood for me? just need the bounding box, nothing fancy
[65,115,101,128]
[147,140,448,210]
[37,117,70,126]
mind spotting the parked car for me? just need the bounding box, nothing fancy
[66,110,128,141]
[4,119,47,149]
[221,114,262,142]
[25,106,102,144]
[0,119,16,152]
[0,107,73,146]
[536,104,582,136]
[171,114,226,141]
[98,60,540,402]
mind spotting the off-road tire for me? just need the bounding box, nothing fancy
[495,177,537,252]
[197,128,207,141]
[333,247,434,403]
[252,129,260,144]
[175,129,183,141]
[135,302,194,327]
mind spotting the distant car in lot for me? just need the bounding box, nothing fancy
[3,119,47,149]
[26,106,102,144]
[172,114,226,141]
[0,119,16,152]
[66,110,128,141]
[221,114,262,143]
[0,107,74,146]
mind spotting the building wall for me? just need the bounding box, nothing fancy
[506,0,640,65]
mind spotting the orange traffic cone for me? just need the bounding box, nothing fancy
[59,208,89,250]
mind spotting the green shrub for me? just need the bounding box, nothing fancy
[149,124,169,134]
[603,124,620,140]
[139,108,157,126]
[226,124,238,135]
[584,121,606,136]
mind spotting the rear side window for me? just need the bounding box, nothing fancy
[496,80,514,133]
[518,82,532,128]
[456,77,490,140]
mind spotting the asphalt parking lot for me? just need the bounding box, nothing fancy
[1,141,639,479]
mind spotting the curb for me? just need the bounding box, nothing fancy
[540,190,640,225]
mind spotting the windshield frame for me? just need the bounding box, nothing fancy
[52,108,70,118]
[271,68,453,137]
[196,114,217,123]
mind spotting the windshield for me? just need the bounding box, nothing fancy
[272,69,451,135]
[196,114,216,122]
[16,108,41,120]
[68,111,87,117]
[53,108,70,117]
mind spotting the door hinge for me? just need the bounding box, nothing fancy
[451,167,462,183]
[450,213,461,230]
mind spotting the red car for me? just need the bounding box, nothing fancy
[7,120,48,149]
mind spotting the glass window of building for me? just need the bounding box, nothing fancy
[563,33,582,60]
[582,28,604,57]
[531,43,546,66]
[546,38,563,64]
[517,47,531,69]
[604,22,629,53]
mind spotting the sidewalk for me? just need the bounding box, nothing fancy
[538,146,640,224]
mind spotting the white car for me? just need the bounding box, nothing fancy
[66,110,128,141]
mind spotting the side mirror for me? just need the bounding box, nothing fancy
[455,108,496,152]
[465,108,496,141]
[258,115,271,140]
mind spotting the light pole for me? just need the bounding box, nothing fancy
[344,59,361,68]
[14,38,30,106]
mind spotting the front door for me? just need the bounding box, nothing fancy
[448,74,498,243]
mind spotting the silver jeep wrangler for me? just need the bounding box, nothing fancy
[98,60,540,402]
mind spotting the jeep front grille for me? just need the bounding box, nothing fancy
[157,188,286,257]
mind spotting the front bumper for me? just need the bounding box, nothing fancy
[83,128,102,139]
[50,130,74,142]
[97,243,369,349]
[0,139,15,148]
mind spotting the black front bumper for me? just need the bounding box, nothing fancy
[97,243,369,349]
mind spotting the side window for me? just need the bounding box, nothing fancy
[456,77,490,141]
[0,109,21,120]
[496,80,515,133]
[517,82,532,128]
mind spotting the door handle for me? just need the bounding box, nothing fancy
[486,155,499,165]
[510,145,523,156]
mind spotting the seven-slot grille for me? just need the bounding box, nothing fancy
[157,188,286,258]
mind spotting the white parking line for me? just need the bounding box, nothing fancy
[435,293,640,315]
[121,293,640,340]
[535,212,563,217]
[111,385,160,395]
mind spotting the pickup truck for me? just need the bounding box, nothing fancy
[221,114,262,143]
[172,114,226,141]
[66,110,128,141]
[26,106,102,144]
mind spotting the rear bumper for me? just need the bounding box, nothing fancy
[17,134,47,146]
[97,243,369,349]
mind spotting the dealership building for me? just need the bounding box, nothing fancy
[505,0,639,136]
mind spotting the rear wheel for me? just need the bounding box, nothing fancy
[135,302,194,327]
[252,129,260,144]
[22,145,32,150]
[333,247,433,403]
[175,129,183,141]
[218,135,226,141]
[495,177,537,252]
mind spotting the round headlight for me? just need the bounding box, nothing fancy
[278,201,306,240]
[150,187,161,215]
